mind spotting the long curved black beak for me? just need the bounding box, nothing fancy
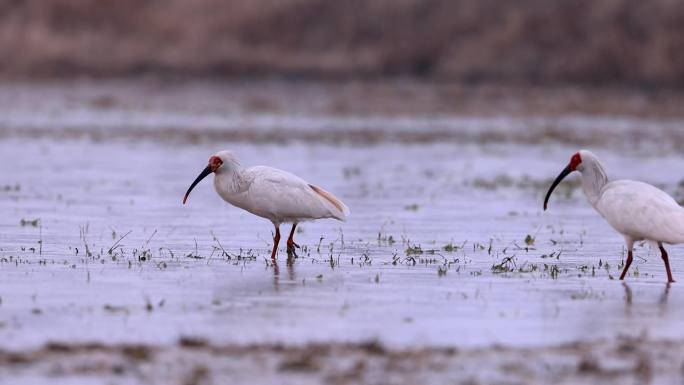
[183,166,212,204]
[543,165,572,211]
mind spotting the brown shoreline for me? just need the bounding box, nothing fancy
[1,336,679,385]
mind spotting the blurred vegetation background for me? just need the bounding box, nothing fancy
[1,0,683,86]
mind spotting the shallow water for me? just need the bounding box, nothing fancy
[1,82,684,357]
[2,142,684,352]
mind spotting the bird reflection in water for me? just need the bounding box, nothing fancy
[659,283,672,316]
[622,282,671,316]
[272,254,296,292]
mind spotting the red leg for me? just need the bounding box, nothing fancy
[619,250,633,281]
[287,223,299,257]
[271,226,281,261]
[659,243,676,283]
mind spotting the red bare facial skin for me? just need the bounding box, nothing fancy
[209,156,223,172]
[569,152,582,171]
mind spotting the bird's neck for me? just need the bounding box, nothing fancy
[580,158,609,207]
[214,167,247,195]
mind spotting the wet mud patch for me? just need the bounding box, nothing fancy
[1,337,681,385]
[2,81,684,151]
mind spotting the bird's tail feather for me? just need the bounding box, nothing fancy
[309,184,350,221]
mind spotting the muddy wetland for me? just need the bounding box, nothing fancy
[1,80,684,384]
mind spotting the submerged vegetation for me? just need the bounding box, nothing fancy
[0,221,644,282]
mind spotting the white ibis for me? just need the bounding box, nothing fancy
[544,150,680,282]
[183,151,350,260]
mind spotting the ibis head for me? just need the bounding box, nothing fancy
[543,151,583,211]
[182,154,225,204]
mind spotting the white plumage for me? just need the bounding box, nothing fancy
[544,150,679,282]
[597,180,684,246]
[184,151,349,260]
[215,165,348,224]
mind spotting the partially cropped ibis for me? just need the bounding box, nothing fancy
[183,151,350,260]
[544,150,680,283]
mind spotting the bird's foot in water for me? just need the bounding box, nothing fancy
[286,241,300,258]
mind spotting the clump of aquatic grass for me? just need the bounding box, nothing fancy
[1,184,20,192]
[524,234,535,246]
[491,256,517,273]
[442,240,467,252]
[20,218,40,227]
[405,245,423,256]
[404,204,419,211]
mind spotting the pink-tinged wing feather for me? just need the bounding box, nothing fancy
[309,184,349,220]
